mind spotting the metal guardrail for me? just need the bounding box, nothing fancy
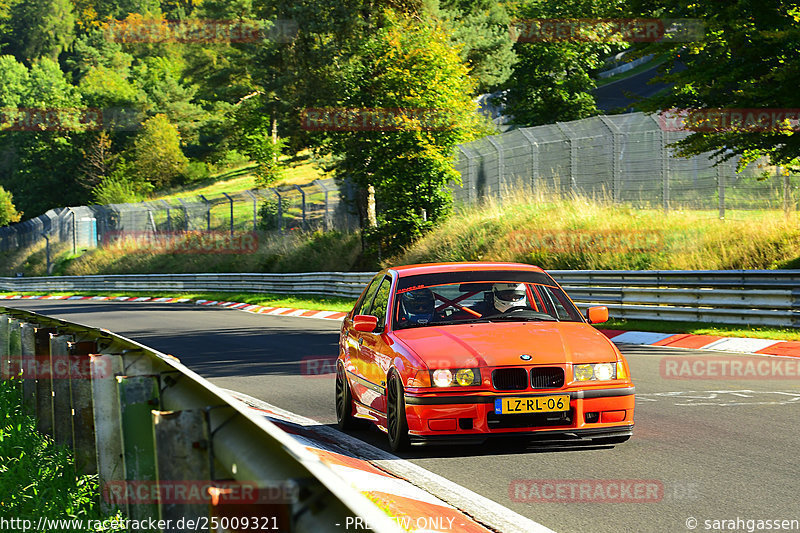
[1,269,798,327]
[0,307,404,533]
[549,270,800,327]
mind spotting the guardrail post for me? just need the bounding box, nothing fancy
[92,353,125,513]
[0,315,10,378]
[8,318,22,392]
[152,409,211,530]
[50,334,75,449]
[34,327,57,436]
[21,323,36,413]
[118,375,161,522]
[70,340,99,475]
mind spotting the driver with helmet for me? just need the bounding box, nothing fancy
[398,287,436,325]
[491,283,528,313]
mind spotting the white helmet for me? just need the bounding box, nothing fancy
[493,283,527,313]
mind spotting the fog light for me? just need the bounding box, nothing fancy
[455,368,475,386]
[574,364,593,381]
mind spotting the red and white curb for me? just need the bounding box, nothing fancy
[226,390,555,533]
[3,294,798,358]
[599,329,800,358]
[0,294,348,322]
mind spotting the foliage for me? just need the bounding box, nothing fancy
[0,379,125,530]
[324,11,485,254]
[0,184,21,225]
[503,0,627,126]
[629,0,800,171]
[129,113,189,188]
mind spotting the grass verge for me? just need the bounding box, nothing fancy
[0,291,356,313]
[0,379,125,531]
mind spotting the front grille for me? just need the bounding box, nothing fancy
[530,367,565,389]
[487,409,573,429]
[492,368,528,391]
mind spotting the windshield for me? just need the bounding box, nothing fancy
[393,278,583,329]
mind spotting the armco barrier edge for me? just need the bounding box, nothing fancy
[1,269,799,327]
[0,307,404,533]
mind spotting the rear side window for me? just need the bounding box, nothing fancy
[367,277,392,329]
[354,276,382,316]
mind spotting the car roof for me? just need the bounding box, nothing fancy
[389,262,546,278]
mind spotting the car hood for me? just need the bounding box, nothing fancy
[393,321,617,368]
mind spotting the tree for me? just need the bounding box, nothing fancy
[439,0,518,93]
[129,113,189,188]
[629,1,800,171]
[8,0,76,63]
[0,184,21,225]
[503,0,626,126]
[328,10,486,252]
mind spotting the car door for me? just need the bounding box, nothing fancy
[357,274,394,414]
[343,275,383,404]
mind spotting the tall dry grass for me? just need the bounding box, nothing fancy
[390,188,800,270]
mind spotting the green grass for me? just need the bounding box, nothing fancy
[0,379,125,531]
[603,318,800,342]
[0,291,356,313]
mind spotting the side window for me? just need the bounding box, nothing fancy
[366,277,392,330]
[354,276,382,316]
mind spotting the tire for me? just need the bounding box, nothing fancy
[335,364,358,430]
[386,375,411,452]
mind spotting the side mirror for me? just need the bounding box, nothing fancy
[586,306,608,324]
[353,314,379,332]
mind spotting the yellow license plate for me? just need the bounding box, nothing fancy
[495,395,570,414]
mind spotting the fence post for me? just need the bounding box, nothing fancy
[598,117,622,203]
[161,200,172,232]
[245,190,258,232]
[222,193,234,236]
[199,195,212,231]
[660,130,669,212]
[519,129,539,196]
[717,163,725,219]
[273,189,283,233]
[486,137,504,199]
[313,180,331,231]
[293,184,307,228]
[177,198,191,231]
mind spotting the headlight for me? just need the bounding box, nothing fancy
[432,369,453,387]
[430,368,480,387]
[573,363,617,382]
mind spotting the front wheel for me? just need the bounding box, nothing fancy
[386,375,410,452]
[335,364,358,430]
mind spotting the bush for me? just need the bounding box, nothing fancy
[0,186,22,226]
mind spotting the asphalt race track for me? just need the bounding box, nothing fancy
[6,300,799,533]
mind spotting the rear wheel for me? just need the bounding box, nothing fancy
[386,375,410,452]
[335,364,358,430]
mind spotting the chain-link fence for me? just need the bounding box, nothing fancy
[0,178,358,253]
[453,112,797,215]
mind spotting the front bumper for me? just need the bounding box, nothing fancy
[404,386,634,444]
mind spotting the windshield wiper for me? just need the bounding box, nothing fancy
[475,313,558,322]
